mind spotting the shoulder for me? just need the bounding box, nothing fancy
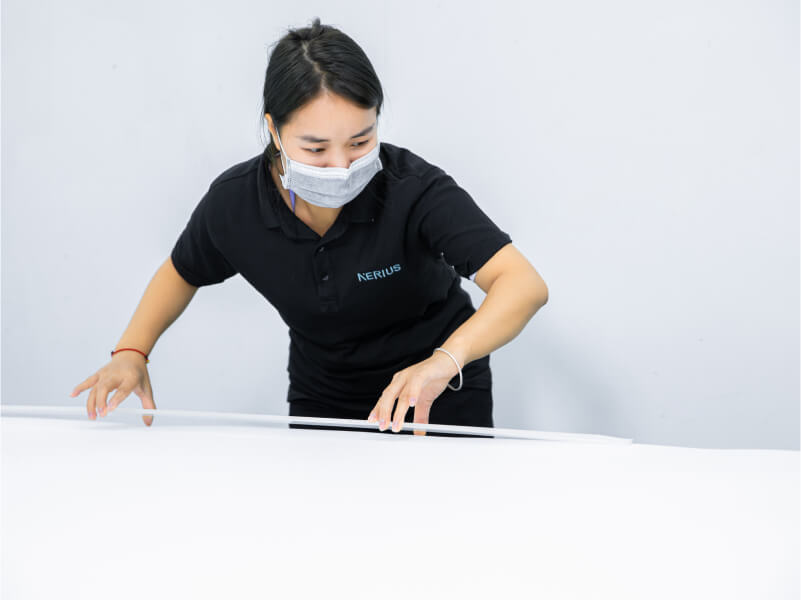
[373,142,449,207]
[196,153,263,218]
[377,142,443,185]
[208,153,261,193]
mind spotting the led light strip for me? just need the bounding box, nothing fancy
[1,404,633,444]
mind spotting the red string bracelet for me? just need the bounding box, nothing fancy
[110,348,150,364]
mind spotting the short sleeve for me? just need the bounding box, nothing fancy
[170,188,237,287]
[412,167,512,280]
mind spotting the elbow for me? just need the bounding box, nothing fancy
[493,268,548,308]
[530,281,548,308]
[530,291,547,320]
[525,266,548,307]
[521,285,547,320]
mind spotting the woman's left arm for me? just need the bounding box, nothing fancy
[369,243,548,433]
[440,242,548,369]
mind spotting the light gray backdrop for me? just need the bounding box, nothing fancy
[2,0,798,449]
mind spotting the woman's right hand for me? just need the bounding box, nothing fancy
[70,353,156,426]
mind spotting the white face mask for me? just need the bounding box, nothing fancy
[273,125,383,209]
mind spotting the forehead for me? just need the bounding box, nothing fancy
[287,92,377,137]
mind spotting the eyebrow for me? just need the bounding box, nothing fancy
[296,122,375,143]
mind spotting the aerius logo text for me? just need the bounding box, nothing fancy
[356,264,402,282]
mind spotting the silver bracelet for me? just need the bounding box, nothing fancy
[433,347,463,391]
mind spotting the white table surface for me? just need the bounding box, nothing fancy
[2,410,798,599]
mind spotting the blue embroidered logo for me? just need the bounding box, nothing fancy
[357,263,402,282]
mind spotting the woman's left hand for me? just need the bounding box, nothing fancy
[367,351,459,435]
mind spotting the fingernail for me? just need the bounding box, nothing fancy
[379,419,386,430]
[410,398,416,407]
[368,412,376,422]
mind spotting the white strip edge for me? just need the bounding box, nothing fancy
[0,404,633,444]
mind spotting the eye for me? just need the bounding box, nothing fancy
[304,140,369,154]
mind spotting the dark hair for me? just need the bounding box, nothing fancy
[260,18,384,172]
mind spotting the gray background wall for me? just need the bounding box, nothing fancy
[2,0,798,449]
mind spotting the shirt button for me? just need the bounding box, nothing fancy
[321,273,329,281]
[317,246,325,253]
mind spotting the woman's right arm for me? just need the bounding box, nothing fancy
[70,256,199,426]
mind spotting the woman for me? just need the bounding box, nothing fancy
[70,18,548,438]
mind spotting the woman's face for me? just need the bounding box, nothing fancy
[266,91,378,174]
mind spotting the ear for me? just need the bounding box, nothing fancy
[264,113,276,137]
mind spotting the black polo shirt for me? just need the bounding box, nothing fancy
[170,141,512,413]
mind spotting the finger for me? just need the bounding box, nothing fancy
[87,385,97,420]
[72,374,99,398]
[140,385,156,427]
[392,388,421,433]
[375,375,405,431]
[413,402,431,437]
[106,384,133,415]
[391,397,409,433]
[95,384,111,417]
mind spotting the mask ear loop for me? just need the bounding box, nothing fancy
[273,126,296,214]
